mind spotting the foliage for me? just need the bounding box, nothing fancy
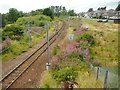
[43,8,54,19]
[60,6,68,16]
[16,15,51,27]
[53,67,78,82]
[0,13,1,27]
[1,9,25,27]
[40,71,59,88]
[7,8,22,23]
[88,8,93,12]
[2,21,56,62]
[76,71,102,88]
[1,13,8,27]
[76,33,95,46]
[30,9,43,16]
[68,10,76,16]
[82,18,118,68]
[115,4,120,11]
[2,24,24,40]
[50,6,66,16]
[52,46,59,56]
[97,6,106,10]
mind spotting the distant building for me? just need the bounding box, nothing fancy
[79,8,120,20]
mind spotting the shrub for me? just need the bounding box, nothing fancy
[52,46,59,56]
[16,15,51,27]
[40,71,58,88]
[77,33,95,46]
[53,67,78,82]
[2,24,24,40]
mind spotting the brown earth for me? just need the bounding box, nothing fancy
[6,22,68,88]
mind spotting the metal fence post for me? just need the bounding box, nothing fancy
[104,70,109,88]
[96,67,99,80]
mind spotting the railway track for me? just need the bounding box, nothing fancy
[1,20,66,89]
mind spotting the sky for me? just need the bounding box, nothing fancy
[0,0,119,14]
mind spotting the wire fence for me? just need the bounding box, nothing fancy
[90,63,118,88]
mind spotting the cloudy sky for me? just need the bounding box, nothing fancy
[0,0,119,14]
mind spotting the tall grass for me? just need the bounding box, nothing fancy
[76,71,102,88]
[40,71,59,88]
[82,18,118,68]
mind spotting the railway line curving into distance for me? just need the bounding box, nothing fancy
[1,20,66,89]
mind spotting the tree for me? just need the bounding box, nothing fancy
[61,6,67,16]
[0,13,2,27]
[7,8,21,23]
[97,6,106,11]
[115,4,120,11]
[68,10,76,16]
[1,14,8,27]
[88,8,93,12]
[55,6,59,16]
[98,7,100,10]
[30,10,43,16]
[43,8,54,19]
[19,11,24,17]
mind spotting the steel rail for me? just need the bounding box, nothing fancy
[1,21,66,89]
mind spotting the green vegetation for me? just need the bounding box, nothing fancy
[40,19,103,88]
[1,5,118,88]
[2,24,57,62]
[1,18,60,62]
[16,15,51,27]
[40,71,59,88]
[75,33,95,46]
[68,10,76,16]
[43,8,54,19]
[53,67,78,82]
[76,71,102,88]
[115,3,120,11]
[82,18,118,68]
[52,46,60,56]
[7,8,22,23]
[1,6,76,27]
[2,24,24,40]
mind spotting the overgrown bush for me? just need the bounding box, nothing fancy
[53,67,78,82]
[2,24,24,40]
[52,46,60,56]
[16,15,51,27]
[76,33,95,46]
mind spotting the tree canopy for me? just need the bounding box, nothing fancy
[43,8,54,19]
[88,8,93,12]
[115,4,120,11]
[68,10,76,16]
[7,8,21,23]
